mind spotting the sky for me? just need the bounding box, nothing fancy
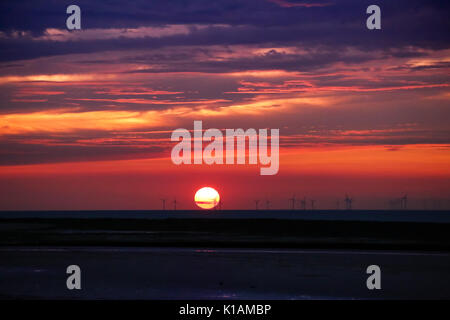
[0,0,449,210]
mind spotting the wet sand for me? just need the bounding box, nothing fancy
[1,210,449,299]
[1,247,449,300]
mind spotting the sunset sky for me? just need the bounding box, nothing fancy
[0,0,449,210]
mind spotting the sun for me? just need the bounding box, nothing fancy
[195,187,220,209]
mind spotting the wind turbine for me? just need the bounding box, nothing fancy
[310,199,316,210]
[160,198,167,210]
[288,194,296,210]
[254,200,260,210]
[265,198,271,210]
[173,198,178,210]
[300,197,307,210]
[401,194,408,209]
[345,194,353,210]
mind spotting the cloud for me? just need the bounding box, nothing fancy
[0,0,449,167]
[0,1,449,62]
[0,109,171,135]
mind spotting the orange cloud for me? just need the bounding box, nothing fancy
[0,93,337,135]
[0,74,117,84]
[0,110,171,135]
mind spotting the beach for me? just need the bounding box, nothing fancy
[1,246,449,299]
[1,210,449,299]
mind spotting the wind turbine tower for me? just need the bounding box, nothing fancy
[160,198,166,210]
[401,194,408,209]
[288,195,296,210]
[345,194,353,210]
[173,198,178,210]
[300,197,307,210]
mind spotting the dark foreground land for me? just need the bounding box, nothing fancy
[1,210,450,250]
[0,210,449,299]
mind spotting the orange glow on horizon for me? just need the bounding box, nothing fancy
[0,144,448,178]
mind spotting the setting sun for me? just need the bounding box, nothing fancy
[194,187,220,209]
